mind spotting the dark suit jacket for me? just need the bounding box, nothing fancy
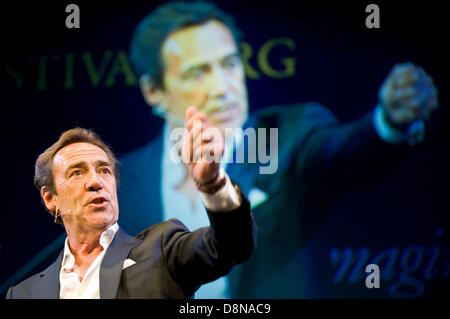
[117,103,414,298]
[7,189,256,299]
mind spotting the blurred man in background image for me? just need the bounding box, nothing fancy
[117,1,439,298]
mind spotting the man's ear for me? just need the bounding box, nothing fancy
[140,74,165,107]
[41,186,57,212]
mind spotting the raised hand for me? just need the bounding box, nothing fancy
[378,62,438,129]
[181,106,225,193]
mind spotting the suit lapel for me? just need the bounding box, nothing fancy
[135,134,162,227]
[99,228,138,299]
[118,135,163,235]
[227,115,262,200]
[227,114,279,298]
[133,136,163,226]
[36,251,63,298]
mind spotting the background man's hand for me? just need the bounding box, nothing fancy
[378,62,438,129]
[182,106,225,190]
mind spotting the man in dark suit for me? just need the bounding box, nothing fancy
[118,1,438,298]
[7,123,256,299]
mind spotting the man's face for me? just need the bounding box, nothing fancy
[159,20,248,133]
[50,142,119,229]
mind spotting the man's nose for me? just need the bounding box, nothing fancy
[85,172,103,191]
[208,65,228,100]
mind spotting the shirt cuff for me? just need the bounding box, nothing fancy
[373,104,425,146]
[200,169,242,212]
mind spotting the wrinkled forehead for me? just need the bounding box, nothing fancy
[161,20,238,71]
[53,142,110,171]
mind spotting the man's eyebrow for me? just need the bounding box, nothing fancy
[65,161,88,173]
[95,160,112,167]
[65,160,111,173]
[220,52,241,62]
[181,62,210,77]
[181,51,241,76]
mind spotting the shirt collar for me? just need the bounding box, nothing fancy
[61,222,119,269]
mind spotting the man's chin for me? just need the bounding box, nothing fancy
[85,211,116,228]
[215,118,245,133]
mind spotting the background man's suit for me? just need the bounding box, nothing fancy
[117,103,415,298]
[7,193,256,299]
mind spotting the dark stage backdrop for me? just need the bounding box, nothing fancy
[0,0,448,298]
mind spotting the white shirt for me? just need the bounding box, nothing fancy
[59,223,119,299]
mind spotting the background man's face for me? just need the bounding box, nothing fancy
[51,142,119,229]
[160,20,248,133]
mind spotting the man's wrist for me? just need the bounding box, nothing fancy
[199,169,242,212]
[373,104,425,145]
[195,168,227,194]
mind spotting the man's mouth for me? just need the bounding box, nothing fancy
[208,104,240,123]
[87,196,109,208]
